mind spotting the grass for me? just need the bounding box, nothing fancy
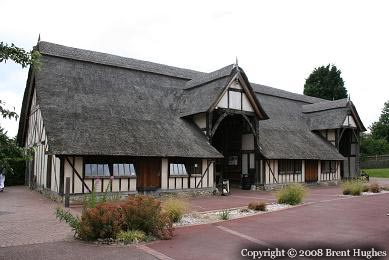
[277,183,308,205]
[363,168,389,178]
[342,180,364,196]
[162,198,188,223]
[219,209,230,220]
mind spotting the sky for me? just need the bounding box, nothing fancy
[1,0,388,137]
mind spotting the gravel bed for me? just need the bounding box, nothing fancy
[174,203,292,227]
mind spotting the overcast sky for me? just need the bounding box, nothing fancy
[1,0,388,137]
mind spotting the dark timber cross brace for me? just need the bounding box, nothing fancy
[196,161,213,188]
[266,159,278,183]
[65,157,91,193]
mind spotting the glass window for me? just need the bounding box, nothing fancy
[169,163,188,176]
[278,160,302,175]
[321,161,336,173]
[113,163,136,177]
[85,163,110,177]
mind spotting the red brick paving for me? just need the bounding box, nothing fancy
[1,184,389,260]
[148,192,389,260]
[0,186,74,247]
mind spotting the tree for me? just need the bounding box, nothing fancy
[0,42,41,68]
[304,64,348,100]
[0,42,38,178]
[370,101,389,143]
[360,133,389,157]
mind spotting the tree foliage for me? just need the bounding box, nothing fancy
[360,133,389,157]
[370,101,389,143]
[0,42,41,68]
[0,42,38,179]
[304,64,348,100]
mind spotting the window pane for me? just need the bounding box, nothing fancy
[130,164,136,176]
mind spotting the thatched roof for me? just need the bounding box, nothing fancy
[255,93,344,160]
[17,42,364,160]
[302,99,366,131]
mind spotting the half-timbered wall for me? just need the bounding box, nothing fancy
[318,161,341,182]
[161,158,214,190]
[216,81,254,112]
[25,89,61,193]
[63,156,137,194]
[264,160,341,185]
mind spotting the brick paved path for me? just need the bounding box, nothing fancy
[0,186,74,247]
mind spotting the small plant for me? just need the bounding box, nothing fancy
[248,201,267,211]
[219,209,230,220]
[117,230,146,244]
[342,180,364,196]
[369,183,380,193]
[55,207,80,236]
[362,184,369,192]
[163,198,188,223]
[277,183,307,205]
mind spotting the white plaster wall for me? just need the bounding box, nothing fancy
[242,94,254,112]
[161,158,168,189]
[229,91,241,110]
[218,91,228,108]
[193,113,206,129]
[343,115,357,128]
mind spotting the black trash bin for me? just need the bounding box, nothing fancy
[241,175,251,190]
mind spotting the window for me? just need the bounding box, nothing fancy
[169,159,202,176]
[113,163,136,177]
[278,160,302,175]
[84,160,136,178]
[85,163,110,177]
[321,161,336,173]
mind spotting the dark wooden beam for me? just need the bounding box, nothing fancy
[65,157,91,193]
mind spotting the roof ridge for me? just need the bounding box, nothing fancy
[37,41,206,79]
[251,83,325,104]
[184,64,234,90]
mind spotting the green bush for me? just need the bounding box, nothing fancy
[277,184,307,205]
[219,209,230,220]
[369,182,380,193]
[342,180,364,196]
[117,230,146,244]
[248,201,267,211]
[163,198,188,223]
[67,195,173,241]
[362,184,369,192]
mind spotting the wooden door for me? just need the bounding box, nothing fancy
[305,160,318,183]
[137,158,161,191]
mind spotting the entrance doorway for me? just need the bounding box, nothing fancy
[305,160,318,183]
[137,158,161,191]
[211,113,256,187]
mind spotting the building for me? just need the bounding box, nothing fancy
[17,41,365,197]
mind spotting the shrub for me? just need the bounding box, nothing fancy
[163,198,188,223]
[248,201,267,211]
[117,230,146,244]
[55,207,80,236]
[219,209,230,220]
[382,186,389,191]
[76,196,173,241]
[78,202,125,240]
[342,180,364,196]
[362,184,369,192]
[277,184,307,205]
[83,180,120,209]
[369,183,380,193]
